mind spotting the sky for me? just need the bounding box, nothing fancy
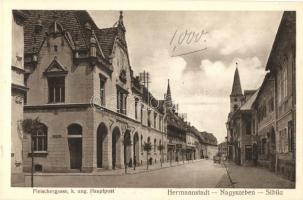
[89,11,283,143]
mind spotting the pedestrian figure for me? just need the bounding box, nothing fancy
[129,157,133,168]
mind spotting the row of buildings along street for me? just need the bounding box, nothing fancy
[11,10,218,186]
[225,11,296,182]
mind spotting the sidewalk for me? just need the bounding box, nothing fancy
[217,161,295,188]
[24,159,202,177]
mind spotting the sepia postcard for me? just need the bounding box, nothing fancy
[1,0,303,200]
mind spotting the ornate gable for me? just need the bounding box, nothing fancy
[44,57,68,76]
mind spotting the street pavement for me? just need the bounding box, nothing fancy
[23,159,295,188]
[24,159,226,188]
[216,161,295,188]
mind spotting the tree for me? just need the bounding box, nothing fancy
[22,117,44,187]
[143,141,152,170]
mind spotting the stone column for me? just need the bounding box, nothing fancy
[116,137,124,169]
[103,132,112,169]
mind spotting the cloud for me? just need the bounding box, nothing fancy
[138,48,267,143]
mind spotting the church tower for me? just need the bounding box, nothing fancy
[165,79,173,108]
[230,63,243,112]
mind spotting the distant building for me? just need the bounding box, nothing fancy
[218,141,227,157]
[11,10,28,185]
[199,131,218,159]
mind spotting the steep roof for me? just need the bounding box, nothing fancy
[95,28,118,59]
[266,11,296,71]
[230,67,243,96]
[199,131,218,146]
[23,10,95,54]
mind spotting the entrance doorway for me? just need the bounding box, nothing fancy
[67,124,83,170]
[97,123,107,168]
[112,127,121,169]
[124,130,131,167]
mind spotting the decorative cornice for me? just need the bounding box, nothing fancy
[12,83,28,94]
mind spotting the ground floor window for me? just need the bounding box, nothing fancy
[32,124,48,152]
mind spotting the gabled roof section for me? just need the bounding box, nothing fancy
[240,89,259,111]
[266,11,296,71]
[95,28,118,59]
[44,57,68,75]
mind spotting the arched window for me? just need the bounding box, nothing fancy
[154,139,157,152]
[68,124,82,135]
[32,123,48,152]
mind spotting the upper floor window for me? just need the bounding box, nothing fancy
[99,75,106,106]
[32,123,48,152]
[154,138,157,152]
[135,98,139,120]
[141,135,143,153]
[48,76,65,103]
[147,109,151,127]
[116,87,127,115]
[159,116,162,131]
[154,112,157,128]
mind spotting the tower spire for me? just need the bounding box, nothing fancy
[166,79,172,107]
[230,63,243,96]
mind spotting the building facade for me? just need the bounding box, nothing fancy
[252,73,276,170]
[266,11,296,181]
[22,10,167,173]
[11,10,28,185]
[165,80,187,163]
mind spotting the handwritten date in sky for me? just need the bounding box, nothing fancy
[170,29,208,57]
